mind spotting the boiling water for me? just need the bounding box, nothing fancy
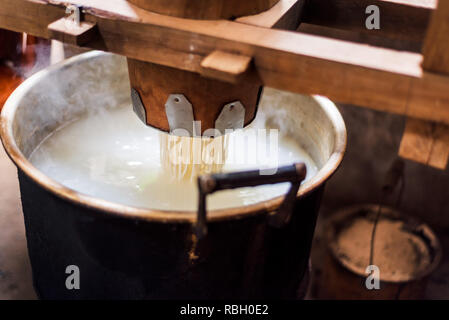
[29,106,318,211]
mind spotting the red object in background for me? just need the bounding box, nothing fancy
[0,29,23,109]
[0,65,23,108]
[0,29,49,109]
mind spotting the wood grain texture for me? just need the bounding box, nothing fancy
[200,51,253,84]
[428,124,449,169]
[399,118,436,165]
[399,118,449,169]
[124,0,286,132]
[127,59,261,133]
[422,0,449,73]
[236,0,304,29]
[400,0,449,169]
[1,0,449,126]
[127,0,279,20]
[48,18,97,46]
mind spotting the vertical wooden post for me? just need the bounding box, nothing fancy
[422,0,449,73]
[400,0,449,169]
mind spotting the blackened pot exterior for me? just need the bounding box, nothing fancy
[2,52,346,300]
[19,169,324,299]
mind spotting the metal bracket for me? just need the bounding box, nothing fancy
[165,94,196,136]
[131,88,147,125]
[132,91,247,136]
[65,4,83,27]
[195,163,307,239]
[215,101,245,135]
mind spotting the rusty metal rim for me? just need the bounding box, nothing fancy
[325,204,442,283]
[0,51,347,224]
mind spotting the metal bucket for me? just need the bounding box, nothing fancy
[319,204,442,300]
[0,51,346,299]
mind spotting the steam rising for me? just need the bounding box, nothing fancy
[9,52,322,211]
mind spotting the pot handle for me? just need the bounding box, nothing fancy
[196,163,307,239]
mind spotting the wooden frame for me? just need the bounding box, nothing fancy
[0,0,449,167]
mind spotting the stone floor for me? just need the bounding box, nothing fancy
[0,143,36,299]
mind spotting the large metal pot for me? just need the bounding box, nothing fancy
[0,51,346,299]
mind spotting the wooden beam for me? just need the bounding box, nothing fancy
[429,124,449,169]
[0,0,63,38]
[399,118,449,169]
[0,1,418,71]
[300,0,434,46]
[399,0,449,169]
[422,0,449,73]
[399,119,436,166]
[1,0,449,127]
[416,0,449,121]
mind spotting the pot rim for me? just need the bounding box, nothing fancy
[0,51,347,223]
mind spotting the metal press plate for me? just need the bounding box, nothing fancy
[215,101,245,135]
[131,88,147,125]
[165,94,196,136]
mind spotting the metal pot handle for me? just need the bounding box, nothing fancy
[196,163,307,239]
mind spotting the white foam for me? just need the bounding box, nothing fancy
[30,105,318,211]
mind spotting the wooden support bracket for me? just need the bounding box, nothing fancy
[399,0,449,170]
[48,18,97,46]
[200,51,253,84]
[399,118,449,170]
